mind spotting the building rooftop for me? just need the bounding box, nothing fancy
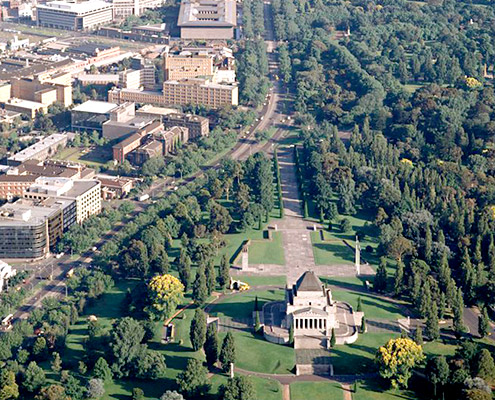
[63,180,100,198]
[164,77,237,90]
[8,134,68,164]
[77,74,119,83]
[5,98,45,110]
[137,105,179,116]
[295,271,323,292]
[113,132,143,149]
[0,199,60,226]
[178,0,236,27]
[72,100,118,114]
[37,0,112,14]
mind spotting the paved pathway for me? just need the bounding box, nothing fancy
[235,145,375,283]
[282,384,290,400]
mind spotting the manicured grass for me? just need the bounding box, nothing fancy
[331,333,397,375]
[321,276,408,321]
[311,208,380,266]
[248,231,285,265]
[290,381,344,400]
[210,375,283,400]
[354,377,420,400]
[423,341,457,357]
[56,146,111,168]
[219,330,295,374]
[220,223,285,265]
[208,289,284,320]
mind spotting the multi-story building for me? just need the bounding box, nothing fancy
[109,78,238,108]
[7,133,69,166]
[162,78,238,107]
[97,175,134,199]
[177,0,237,40]
[77,74,120,86]
[71,100,118,132]
[0,175,37,200]
[112,0,163,19]
[102,102,160,140]
[118,69,142,90]
[163,50,213,81]
[131,56,157,90]
[4,98,47,118]
[161,113,209,139]
[113,125,189,164]
[0,198,75,259]
[24,177,101,224]
[36,0,114,31]
[9,71,72,108]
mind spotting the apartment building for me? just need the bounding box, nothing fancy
[177,0,236,40]
[36,0,113,31]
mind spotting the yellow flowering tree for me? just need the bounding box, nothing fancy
[375,337,425,388]
[147,274,184,320]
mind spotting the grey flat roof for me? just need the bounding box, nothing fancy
[8,134,68,163]
[72,100,118,114]
[63,180,99,198]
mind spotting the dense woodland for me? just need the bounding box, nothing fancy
[274,0,495,398]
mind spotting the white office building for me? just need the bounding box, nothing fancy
[36,0,113,31]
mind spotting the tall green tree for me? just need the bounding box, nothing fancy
[192,268,208,305]
[374,258,388,293]
[204,323,219,368]
[220,376,256,400]
[426,356,449,397]
[176,359,210,398]
[189,309,207,352]
[218,255,230,290]
[220,332,236,372]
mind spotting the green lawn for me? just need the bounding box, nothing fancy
[354,377,421,400]
[423,341,457,357]
[322,276,408,321]
[311,208,380,267]
[219,330,295,374]
[208,289,284,320]
[56,146,111,168]
[248,231,285,265]
[331,333,397,375]
[211,375,283,400]
[218,225,282,265]
[290,381,345,400]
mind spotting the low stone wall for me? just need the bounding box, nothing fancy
[264,325,289,344]
[336,327,358,345]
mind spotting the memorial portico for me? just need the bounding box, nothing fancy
[283,271,339,336]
